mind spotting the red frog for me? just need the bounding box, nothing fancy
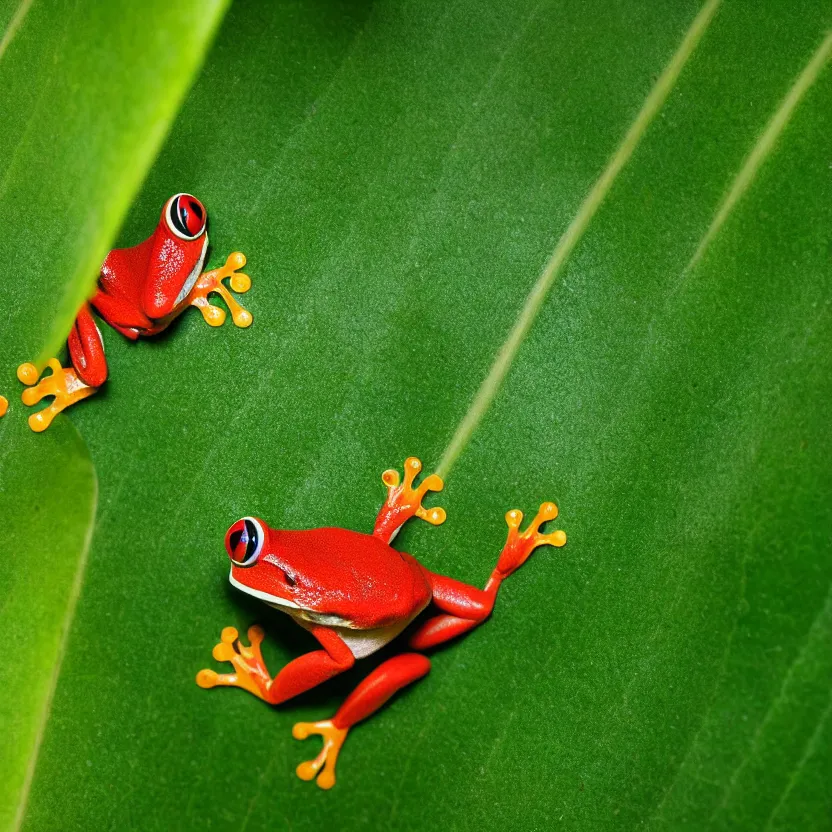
[197,457,567,789]
[17,193,252,432]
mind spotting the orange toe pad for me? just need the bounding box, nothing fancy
[292,719,349,790]
[17,359,97,432]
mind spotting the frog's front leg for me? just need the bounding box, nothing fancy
[293,653,430,789]
[178,252,253,329]
[197,623,354,705]
[17,303,104,432]
[373,457,446,544]
[409,502,567,650]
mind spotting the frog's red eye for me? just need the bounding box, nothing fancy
[225,516,264,567]
[165,193,206,241]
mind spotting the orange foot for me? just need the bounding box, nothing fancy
[496,501,567,578]
[184,252,253,328]
[17,360,98,432]
[196,625,274,701]
[373,457,446,541]
[292,719,349,790]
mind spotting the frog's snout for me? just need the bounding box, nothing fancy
[225,516,265,567]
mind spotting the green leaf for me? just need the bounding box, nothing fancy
[0,419,96,830]
[8,0,832,829]
[0,0,228,828]
[0,0,230,366]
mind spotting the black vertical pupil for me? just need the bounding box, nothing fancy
[229,529,243,554]
[170,196,197,237]
[243,519,259,558]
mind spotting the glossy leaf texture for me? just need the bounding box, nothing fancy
[0,0,227,828]
[9,0,832,830]
[0,419,96,830]
[0,0,230,368]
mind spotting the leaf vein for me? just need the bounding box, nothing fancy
[0,0,34,62]
[436,0,722,478]
[709,581,832,823]
[686,29,832,274]
[763,689,832,832]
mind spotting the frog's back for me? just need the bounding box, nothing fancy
[272,527,431,629]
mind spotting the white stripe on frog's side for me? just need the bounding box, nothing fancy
[229,571,353,625]
[289,602,429,660]
[228,571,430,659]
[174,236,208,306]
[229,572,301,609]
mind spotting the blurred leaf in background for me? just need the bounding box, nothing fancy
[2,0,831,830]
[0,0,228,827]
[0,0,229,365]
[0,422,95,831]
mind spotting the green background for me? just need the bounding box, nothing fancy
[2,0,831,829]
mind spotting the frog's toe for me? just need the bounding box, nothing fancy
[211,627,240,662]
[196,668,244,689]
[373,456,446,542]
[187,251,253,328]
[496,501,567,578]
[196,668,219,688]
[197,625,273,701]
[17,359,97,432]
[292,719,348,790]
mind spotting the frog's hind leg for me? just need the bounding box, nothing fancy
[67,303,109,388]
[408,573,494,649]
[293,653,430,789]
[409,502,567,650]
[372,457,446,544]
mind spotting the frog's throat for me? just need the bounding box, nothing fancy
[174,236,208,307]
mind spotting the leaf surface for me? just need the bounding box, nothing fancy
[0,419,96,830]
[0,1,228,828]
[9,0,832,829]
[0,0,230,366]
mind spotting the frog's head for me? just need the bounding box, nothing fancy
[224,516,301,611]
[143,193,209,319]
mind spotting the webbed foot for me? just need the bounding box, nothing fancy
[495,501,567,578]
[17,359,97,432]
[185,252,253,328]
[196,625,274,701]
[373,457,446,543]
[292,719,348,790]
